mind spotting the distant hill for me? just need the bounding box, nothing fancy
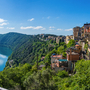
[0,32,51,68]
[0,32,34,50]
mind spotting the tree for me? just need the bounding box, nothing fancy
[57,70,68,78]
[67,39,75,48]
[84,43,88,51]
[57,46,65,54]
[62,52,67,58]
[59,39,61,46]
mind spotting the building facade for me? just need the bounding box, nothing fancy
[66,35,73,44]
[67,49,80,61]
[73,26,81,40]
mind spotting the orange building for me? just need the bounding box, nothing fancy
[75,44,82,54]
[67,49,79,61]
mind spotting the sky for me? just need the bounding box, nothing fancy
[0,0,90,35]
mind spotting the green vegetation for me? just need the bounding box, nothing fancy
[67,39,75,48]
[0,60,90,90]
[0,32,54,67]
[84,43,88,51]
[1,32,88,90]
[0,33,67,68]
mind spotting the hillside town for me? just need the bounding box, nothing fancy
[38,23,90,73]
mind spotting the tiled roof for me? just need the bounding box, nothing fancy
[52,55,62,58]
[75,44,80,46]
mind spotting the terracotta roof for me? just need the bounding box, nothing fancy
[52,55,62,58]
[75,44,80,46]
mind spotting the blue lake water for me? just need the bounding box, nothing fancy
[0,46,12,71]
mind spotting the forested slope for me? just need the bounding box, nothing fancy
[0,33,89,90]
[0,32,34,50]
[0,59,90,90]
[0,32,53,67]
[0,32,38,66]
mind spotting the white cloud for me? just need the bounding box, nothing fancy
[57,29,62,30]
[65,28,73,31]
[41,28,46,30]
[0,27,4,29]
[0,23,8,26]
[20,26,33,29]
[0,59,4,65]
[7,27,15,29]
[49,26,55,29]
[0,54,6,58]
[28,18,34,21]
[34,26,43,29]
[20,26,45,30]
[47,16,50,19]
[49,29,52,30]
[0,18,7,23]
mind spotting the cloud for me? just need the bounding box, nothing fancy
[49,26,55,29]
[41,28,46,30]
[0,54,6,58]
[20,26,45,30]
[65,28,73,31]
[0,27,4,29]
[34,26,43,29]
[49,29,52,30]
[0,23,8,26]
[20,26,33,29]
[57,29,62,30]
[0,18,7,23]
[47,16,50,19]
[28,18,34,21]
[7,27,15,29]
[0,59,4,65]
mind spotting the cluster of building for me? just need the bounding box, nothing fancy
[73,23,90,59]
[73,24,90,40]
[39,34,66,44]
[51,44,82,72]
[51,23,90,72]
[39,23,90,72]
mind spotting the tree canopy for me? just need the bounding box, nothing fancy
[67,39,75,48]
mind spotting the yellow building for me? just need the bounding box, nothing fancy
[66,35,73,44]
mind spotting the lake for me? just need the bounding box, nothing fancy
[0,46,12,71]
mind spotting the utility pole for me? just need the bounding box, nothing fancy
[37,54,38,70]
